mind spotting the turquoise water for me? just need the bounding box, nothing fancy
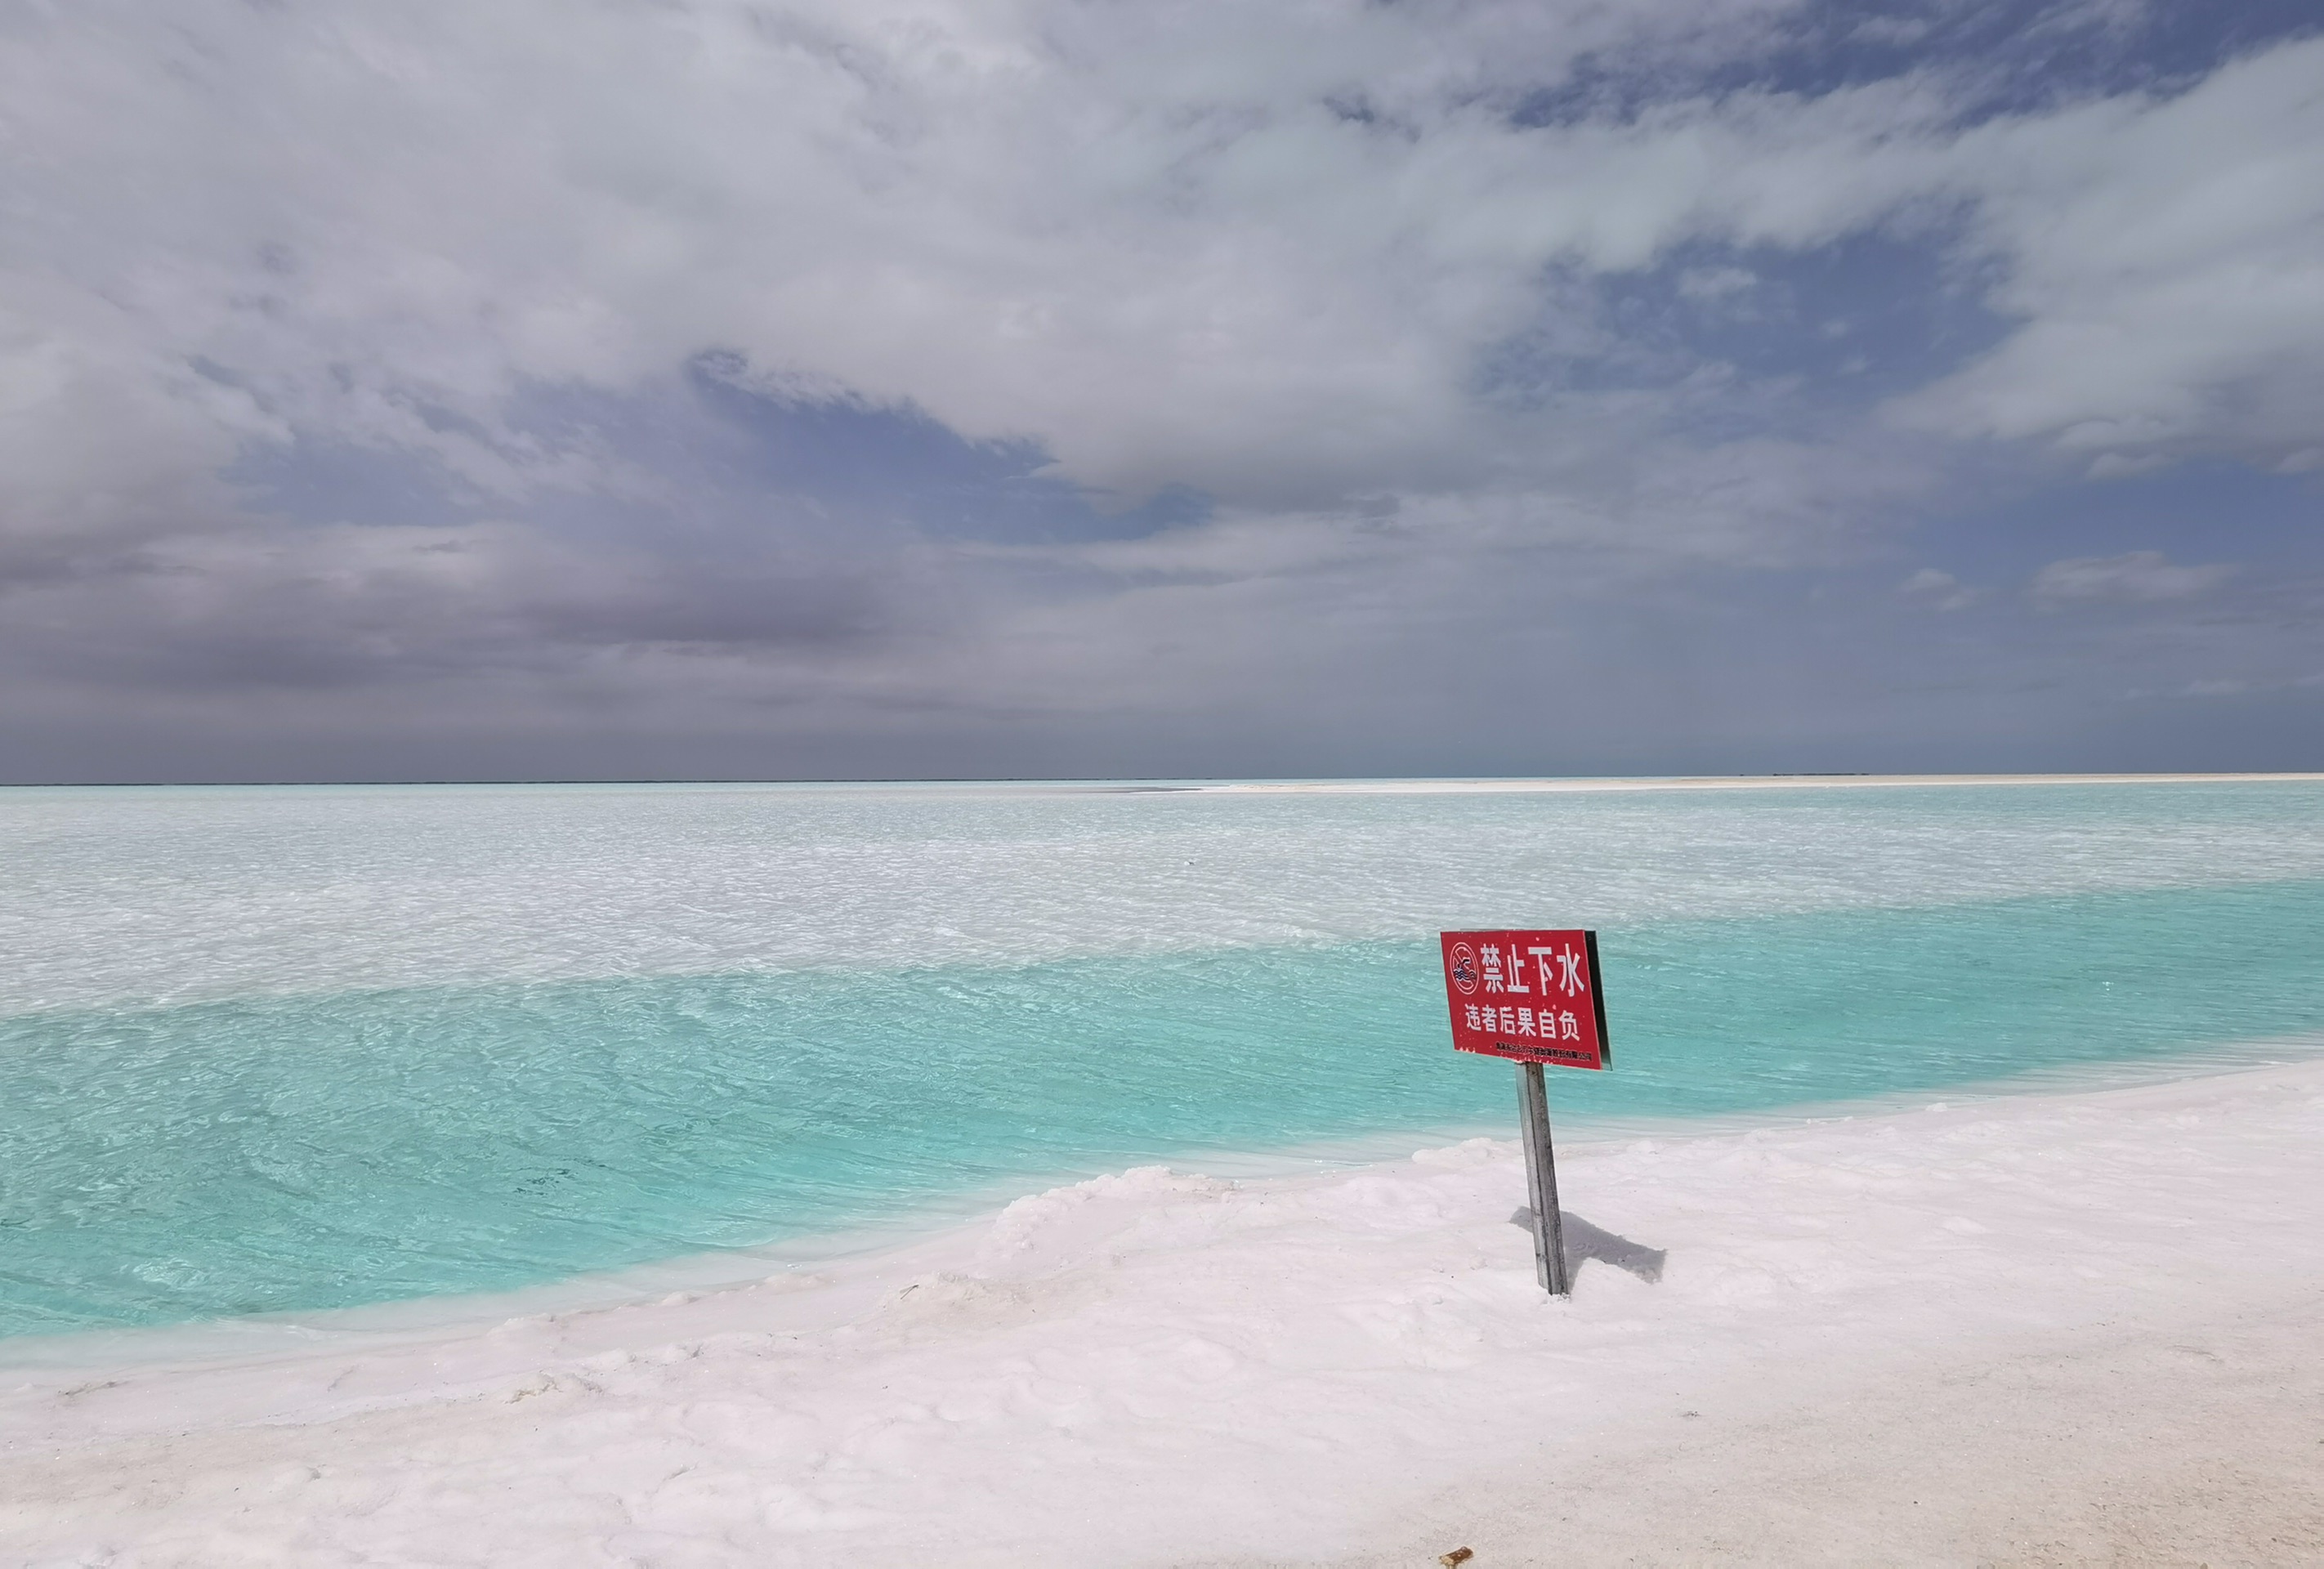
[5,877,2321,1337]
[2,781,2322,1339]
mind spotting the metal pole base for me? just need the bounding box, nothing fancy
[1517,1060,1571,1296]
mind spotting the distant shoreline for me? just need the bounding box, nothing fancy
[4,771,2321,793]
[1200,771,2324,793]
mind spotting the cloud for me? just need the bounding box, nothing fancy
[0,0,1813,522]
[2028,550,2237,606]
[1,1,2320,777]
[1677,266,1761,305]
[1888,37,2324,474]
[1899,566,1976,610]
[11,2,2315,525]
[3,0,2230,526]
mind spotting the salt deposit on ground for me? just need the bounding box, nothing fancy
[5,1060,2322,1567]
[1204,771,2324,793]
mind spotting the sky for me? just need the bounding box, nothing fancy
[2,0,2321,783]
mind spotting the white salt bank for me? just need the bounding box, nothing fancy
[5,1057,2321,1566]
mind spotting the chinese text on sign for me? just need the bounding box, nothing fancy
[1439,929,1609,1070]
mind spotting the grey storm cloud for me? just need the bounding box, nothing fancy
[2,1,2322,780]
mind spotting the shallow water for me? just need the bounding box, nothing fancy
[3,780,2322,1337]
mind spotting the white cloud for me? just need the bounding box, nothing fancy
[2,0,1840,526]
[1890,37,2324,473]
[10,2,2316,539]
[1678,266,1759,303]
[2029,550,2237,606]
[1,1,2319,772]
[1899,567,1975,610]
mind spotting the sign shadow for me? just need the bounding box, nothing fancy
[1510,1208,1666,1284]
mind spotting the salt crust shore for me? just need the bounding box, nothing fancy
[5,1062,2322,1566]
[1201,771,2324,794]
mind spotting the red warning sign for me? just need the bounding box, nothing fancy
[1440,929,1609,1069]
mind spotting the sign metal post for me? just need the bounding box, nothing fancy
[1439,928,1609,1299]
[1516,1059,1569,1296]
